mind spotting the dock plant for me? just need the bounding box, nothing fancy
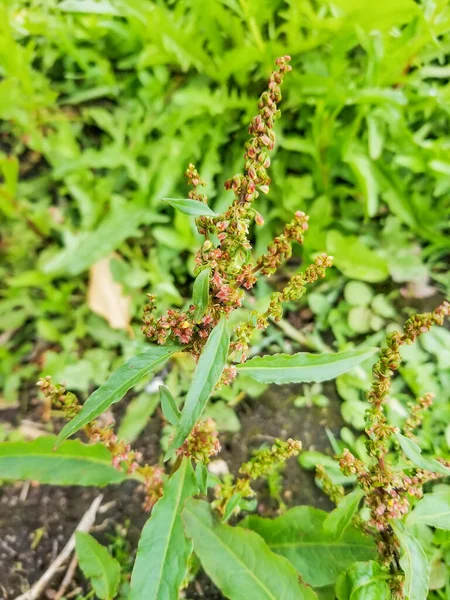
[1,57,449,600]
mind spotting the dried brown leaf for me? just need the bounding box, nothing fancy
[87,255,131,331]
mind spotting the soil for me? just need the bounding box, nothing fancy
[0,383,342,600]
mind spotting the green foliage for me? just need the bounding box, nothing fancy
[162,198,217,217]
[183,499,317,600]
[2,2,450,597]
[323,489,364,539]
[326,232,389,283]
[2,0,450,406]
[56,343,181,446]
[192,268,211,322]
[336,561,391,600]
[396,433,450,477]
[241,506,376,587]
[166,318,229,458]
[0,436,127,486]
[130,459,198,600]
[75,532,121,600]
[159,385,181,426]
[392,523,430,600]
[237,347,377,384]
[406,490,450,531]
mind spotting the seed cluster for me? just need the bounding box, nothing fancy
[337,302,450,578]
[38,376,164,510]
[141,57,333,363]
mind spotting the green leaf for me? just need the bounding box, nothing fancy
[162,198,217,217]
[396,433,450,477]
[326,231,389,283]
[222,492,242,522]
[58,0,120,14]
[75,532,121,600]
[130,459,198,600]
[336,561,391,600]
[42,205,153,276]
[195,461,208,495]
[392,522,429,600]
[345,151,379,217]
[324,488,364,539]
[241,506,376,587]
[0,436,126,486]
[236,347,377,385]
[183,499,317,600]
[56,344,181,447]
[159,385,181,426]
[117,392,160,443]
[192,268,210,322]
[166,318,230,458]
[406,491,450,530]
[344,281,374,307]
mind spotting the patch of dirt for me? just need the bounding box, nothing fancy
[0,383,342,599]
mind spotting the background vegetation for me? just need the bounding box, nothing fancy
[1,0,449,597]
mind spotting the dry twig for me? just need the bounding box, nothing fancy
[14,495,103,600]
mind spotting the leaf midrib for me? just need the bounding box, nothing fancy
[58,345,179,444]
[268,540,373,549]
[88,548,113,598]
[0,452,114,466]
[410,509,450,524]
[186,508,280,600]
[152,461,187,598]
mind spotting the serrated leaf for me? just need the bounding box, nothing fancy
[236,347,377,384]
[162,198,216,217]
[130,459,198,600]
[241,506,376,587]
[75,532,121,600]
[336,561,391,600]
[192,268,210,322]
[396,433,450,477]
[183,499,317,600]
[0,436,126,486]
[324,488,364,539]
[56,344,181,447]
[392,522,429,600]
[159,385,181,426]
[406,491,450,530]
[166,318,229,458]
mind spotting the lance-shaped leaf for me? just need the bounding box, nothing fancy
[130,459,198,600]
[236,347,377,384]
[192,268,210,322]
[159,385,181,426]
[396,433,450,477]
[166,318,229,458]
[75,532,121,600]
[183,499,317,600]
[324,488,364,539]
[392,522,429,600]
[56,343,181,447]
[406,491,450,530]
[162,198,217,217]
[241,506,376,587]
[0,437,127,486]
[336,561,391,600]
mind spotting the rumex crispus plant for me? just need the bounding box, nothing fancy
[1,57,449,600]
